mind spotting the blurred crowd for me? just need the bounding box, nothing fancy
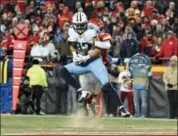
[0,0,178,64]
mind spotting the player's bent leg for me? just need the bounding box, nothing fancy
[59,67,80,91]
[90,58,130,117]
[59,63,90,103]
[101,83,130,117]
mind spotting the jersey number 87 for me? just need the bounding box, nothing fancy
[77,42,91,51]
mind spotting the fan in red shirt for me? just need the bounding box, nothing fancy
[156,30,177,60]
[140,30,156,57]
[91,0,105,18]
[141,0,157,17]
[58,6,73,27]
[0,29,14,55]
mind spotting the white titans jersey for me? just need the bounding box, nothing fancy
[68,25,98,55]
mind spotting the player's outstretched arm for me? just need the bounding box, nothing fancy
[88,48,101,58]
[89,36,102,58]
[94,40,111,49]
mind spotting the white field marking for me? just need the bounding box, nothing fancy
[1,114,177,122]
[2,127,177,131]
[3,132,177,136]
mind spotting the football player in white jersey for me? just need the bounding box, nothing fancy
[59,12,130,117]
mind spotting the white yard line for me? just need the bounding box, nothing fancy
[3,132,178,136]
[1,114,177,122]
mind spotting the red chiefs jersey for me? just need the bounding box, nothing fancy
[98,32,112,66]
[16,0,26,12]
[0,34,14,51]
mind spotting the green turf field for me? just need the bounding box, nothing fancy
[1,115,177,135]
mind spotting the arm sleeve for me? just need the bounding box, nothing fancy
[94,41,111,49]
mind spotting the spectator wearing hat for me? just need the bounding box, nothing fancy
[118,59,134,116]
[156,30,177,62]
[122,25,136,41]
[27,59,47,115]
[91,0,105,18]
[58,6,73,27]
[141,0,157,17]
[121,32,139,60]
[30,32,49,62]
[163,56,178,119]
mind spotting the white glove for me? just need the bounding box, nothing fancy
[72,52,83,64]
[80,55,90,63]
[73,53,91,64]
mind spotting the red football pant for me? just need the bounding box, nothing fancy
[120,91,134,115]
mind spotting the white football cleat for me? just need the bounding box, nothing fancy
[118,106,130,118]
[78,89,90,103]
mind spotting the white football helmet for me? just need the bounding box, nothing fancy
[72,12,88,34]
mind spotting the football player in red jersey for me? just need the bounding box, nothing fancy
[90,18,120,77]
[81,18,121,116]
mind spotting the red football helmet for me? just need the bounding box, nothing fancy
[90,18,104,31]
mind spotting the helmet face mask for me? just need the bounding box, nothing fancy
[73,22,87,34]
[72,12,88,34]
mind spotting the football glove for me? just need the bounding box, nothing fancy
[167,83,173,88]
[72,52,82,64]
[80,55,90,63]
